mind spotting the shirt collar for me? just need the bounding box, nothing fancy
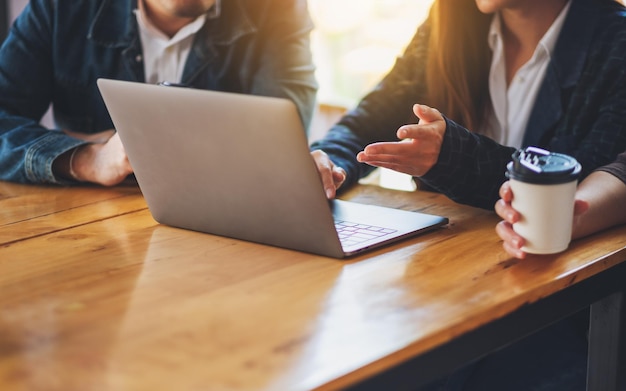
[488,1,572,57]
[538,1,571,56]
[207,0,222,19]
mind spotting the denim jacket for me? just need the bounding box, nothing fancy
[0,0,317,184]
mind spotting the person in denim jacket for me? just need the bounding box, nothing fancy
[0,0,317,186]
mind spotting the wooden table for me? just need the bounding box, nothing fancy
[0,181,624,391]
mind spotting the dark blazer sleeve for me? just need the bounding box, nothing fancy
[245,0,318,131]
[596,152,626,185]
[419,119,516,210]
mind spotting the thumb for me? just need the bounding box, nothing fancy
[413,104,442,123]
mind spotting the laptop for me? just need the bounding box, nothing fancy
[97,78,448,258]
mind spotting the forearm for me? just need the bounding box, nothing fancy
[571,171,626,239]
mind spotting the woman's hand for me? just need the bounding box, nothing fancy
[494,181,526,259]
[356,104,445,177]
[495,181,590,259]
[311,150,346,199]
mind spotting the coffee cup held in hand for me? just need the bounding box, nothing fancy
[506,146,582,254]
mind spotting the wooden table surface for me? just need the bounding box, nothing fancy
[1,181,625,391]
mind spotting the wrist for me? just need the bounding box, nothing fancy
[52,146,86,182]
[68,146,84,182]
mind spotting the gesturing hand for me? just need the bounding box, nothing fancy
[356,104,446,177]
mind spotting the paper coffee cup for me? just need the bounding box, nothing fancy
[506,147,581,254]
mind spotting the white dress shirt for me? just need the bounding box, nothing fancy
[481,1,571,148]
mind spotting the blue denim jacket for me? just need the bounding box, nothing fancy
[0,0,317,184]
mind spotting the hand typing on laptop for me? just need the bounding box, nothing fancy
[311,150,346,199]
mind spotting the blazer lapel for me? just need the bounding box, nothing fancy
[522,0,599,147]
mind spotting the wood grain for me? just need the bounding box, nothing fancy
[0,182,624,391]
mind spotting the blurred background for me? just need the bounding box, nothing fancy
[309,0,433,111]
[307,0,434,190]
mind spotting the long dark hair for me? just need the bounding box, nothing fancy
[425,0,493,132]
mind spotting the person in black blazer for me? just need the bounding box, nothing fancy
[311,0,626,211]
[311,0,626,389]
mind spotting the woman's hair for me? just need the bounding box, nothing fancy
[425,0,493,132]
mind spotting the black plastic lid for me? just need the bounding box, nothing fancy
[506,146,581,184]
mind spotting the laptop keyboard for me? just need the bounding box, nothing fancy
[334,220,398,247]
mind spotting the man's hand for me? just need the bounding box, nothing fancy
[70,132,133,186]
[311,150,346,199]
[356,104,445,177]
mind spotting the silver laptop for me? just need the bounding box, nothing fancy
[97,79,448,258]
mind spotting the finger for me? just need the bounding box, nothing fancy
[311,151,341,199]
[412,104,443,123]
[356,150,435,177]
[356,151,418,172]
[499,181,513,202]
[495,220,524,248]
[359,140,417,161]
[355,158,409,173]
[332,166,346,189]
[502,240,527,259]
[494,199,519,223]
[397,121,444,140]
[495,221,526,259]
[361,138,442,162]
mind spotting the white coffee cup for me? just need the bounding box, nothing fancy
[506,147,581,254]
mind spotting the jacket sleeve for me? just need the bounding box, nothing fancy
[419,118,516,210]
[247,0,318,132]
[0,1,86,184]
[595,151,626,185]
